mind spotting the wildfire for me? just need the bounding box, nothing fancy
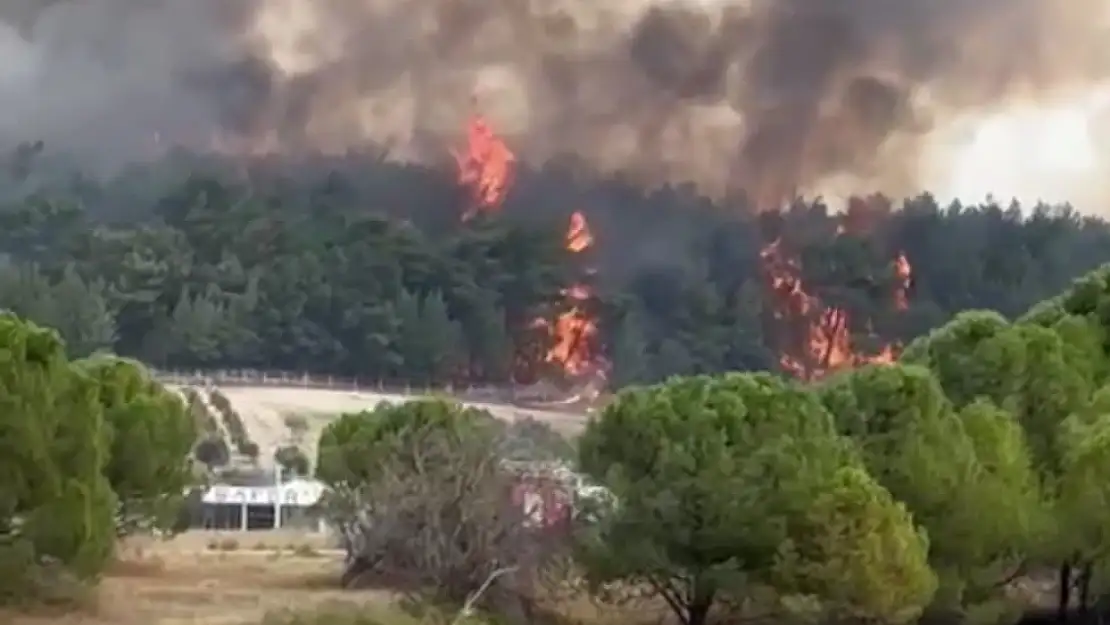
[566,211,594,252]
[453,114,515,219]
[542,211,600,376]
[450,110,914,386]
[893,252,911,311]
[452,111,600,381]
[761,230,912,381]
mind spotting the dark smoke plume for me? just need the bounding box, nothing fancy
[1,0,1108,203]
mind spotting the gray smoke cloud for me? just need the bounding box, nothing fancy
[1,0,1108,205]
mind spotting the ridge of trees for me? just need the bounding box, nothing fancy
[2,148,1110,387]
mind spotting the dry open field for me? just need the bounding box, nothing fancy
[173,386,590,470]
[4,530,644,625]
[5,531,392,625]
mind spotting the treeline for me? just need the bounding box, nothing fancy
[2,148,1110,386]
[317,263,1110,625]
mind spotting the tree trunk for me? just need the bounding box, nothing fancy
[341,554,380,588]
[686,582,715,625]
[1078,561,1093,615]
[687,599,712,625]
[1058,561,1073,623]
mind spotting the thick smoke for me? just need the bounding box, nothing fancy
[1,0,1108,204]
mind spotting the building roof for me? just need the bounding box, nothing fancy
[201,477,325,507]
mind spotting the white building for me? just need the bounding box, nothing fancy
[192,477,327,531]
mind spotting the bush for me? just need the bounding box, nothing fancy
[284,414,310,439]
[184,387,220,434]
[275,445,311,477]
[239,440,260,462]
[317,399,567,615]
[498,415,575,462]
[209,389,259,459]
[194,436,231,469]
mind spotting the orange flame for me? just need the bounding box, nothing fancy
[451,112,602,382]
[893,252,912,311]
[453,114,515,219]
[761,230,912,381]
[566,211,594,252]
[538,211,599,376]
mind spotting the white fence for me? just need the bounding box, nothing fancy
[151,368,566,404]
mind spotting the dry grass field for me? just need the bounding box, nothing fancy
[3,531,394,625]
[3,531,647,625]
[170,386,590,471]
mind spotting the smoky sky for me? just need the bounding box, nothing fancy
[0,0,1107,204]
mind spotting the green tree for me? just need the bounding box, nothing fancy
[193,436,230,470]
[167,288,227,366]
[0,313,115,599]
[316,399,500,487]
[463,298,513,382]
[773,466,936,625]
[576,373,864,625]
[419,290,464,385]
[903,312,1091,473]
[608,308,649,388]
[76,355,197,536]
[275,445,310,477]
[1051,387,1110,610]
[817,364,1042,605]
[394,288,426,383]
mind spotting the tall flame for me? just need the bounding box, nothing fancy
[761,229,912,381]
[452,112,601,382]
[453,114,515,219]
[893,252,912,311]
[542,211,599,376]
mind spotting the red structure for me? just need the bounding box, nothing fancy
[510,475,573,531]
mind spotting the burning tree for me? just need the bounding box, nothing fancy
[315,399,576,615]
[453,112,607,394]
[759,207,913,382]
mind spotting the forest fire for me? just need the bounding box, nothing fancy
[454,114,601,380]
[452,113,515,220]
[542,211,599,376]
[454,112,916,385]
[760,234,913,381]
[894,253,912,311]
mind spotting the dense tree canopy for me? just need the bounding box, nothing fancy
[575,373,926,625]
[561,264,1110,625]
[2,147,1110,389]
[0,313,195,604]
[77,355,197,536]
[0,313,116,588]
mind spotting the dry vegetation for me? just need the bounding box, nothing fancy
[3,531,385,625]
[3,531,648,625]
[202,387,588,470]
